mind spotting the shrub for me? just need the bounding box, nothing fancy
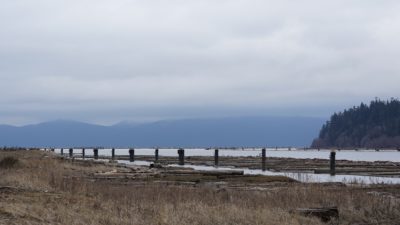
[0,156,19,169]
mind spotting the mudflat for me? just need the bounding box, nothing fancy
[0,150,399,225]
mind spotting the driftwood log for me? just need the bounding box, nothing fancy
[295,207,339,222]
[149,163,163,169]
[162,169,244,176]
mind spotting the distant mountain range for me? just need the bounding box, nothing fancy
[0,116,326,148]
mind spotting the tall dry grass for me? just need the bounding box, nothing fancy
[1,150,399,225]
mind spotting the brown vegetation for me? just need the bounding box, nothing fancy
[0,156,19,169]
[1,150,400,225]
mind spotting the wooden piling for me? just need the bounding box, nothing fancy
[330,151,336,176]
[129,149,135,162]
[69,148,73,158]
[82,148,85,159]
[178,148,185,165]
[214,149,219,166]
[94,148,99,160]
[111,148,115,160]
[262,148,266,171]
[61,148,64,156]
[155,148,159,162]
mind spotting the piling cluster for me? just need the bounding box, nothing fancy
[51,147,338,176]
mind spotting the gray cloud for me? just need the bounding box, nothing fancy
[1,0,400,125]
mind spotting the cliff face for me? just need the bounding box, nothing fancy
[312,99,400,148]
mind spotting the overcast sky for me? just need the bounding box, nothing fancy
[1,0,400,125]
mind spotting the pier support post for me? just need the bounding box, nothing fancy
[178,148,185,165]
[155,148,159,162]
[111,148,115,160]
[129,149,135,162]
[82,148,85,159]
[69,148,73,158]
[330,151,336,176]
[61,148,64,156]
[262,148,266,171]
[94,148,99,160]
[214,149,219,167]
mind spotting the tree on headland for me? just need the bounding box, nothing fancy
[311,98,400,148]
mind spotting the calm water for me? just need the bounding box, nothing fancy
[52,148,400,184]
[54,148,400,162]
[117,160,400,184]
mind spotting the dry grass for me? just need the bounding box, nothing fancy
[0,156,19,169]
[0,150,399,225]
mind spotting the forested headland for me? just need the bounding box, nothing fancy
[312,98,400,148]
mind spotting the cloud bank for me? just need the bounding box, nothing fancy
[1,0,400,124]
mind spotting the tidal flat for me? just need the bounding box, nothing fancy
[0,150,399,225]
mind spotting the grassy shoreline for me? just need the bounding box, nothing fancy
[1,150,399,225]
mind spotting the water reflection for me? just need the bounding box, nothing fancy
[117,160,400,184]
